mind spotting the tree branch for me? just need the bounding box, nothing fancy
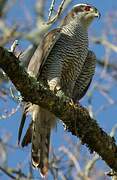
[93,38,117,53]
[0,47,117,172]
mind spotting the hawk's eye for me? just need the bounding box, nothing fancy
[84,6,91,11]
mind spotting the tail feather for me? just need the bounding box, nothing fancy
[39,131,50,176]
[31,105,55,176]
[21,122,32,147]
[18,102,31,145]
[18,111,26,145]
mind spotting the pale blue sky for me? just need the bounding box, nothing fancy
[1,1,117,179]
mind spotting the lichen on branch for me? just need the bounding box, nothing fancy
[0,46,117,172]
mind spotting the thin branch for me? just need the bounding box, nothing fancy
[48,0,56,20]
[35,0,46,20]
[46,0,66,25]
[0,103,21,120]
[0,47,117,173]
[0,0,8,17]
[97,59,117,71]
[0,166,16,179]
[93,38,117,53]
[84,154,99,177]
[59,146,81,172]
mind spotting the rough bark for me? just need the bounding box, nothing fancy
[0,46,117,172]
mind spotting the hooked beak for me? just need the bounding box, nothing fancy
[94,8,101,19]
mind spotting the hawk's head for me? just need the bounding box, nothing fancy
[72,4,100,18]
[62,4,100,28]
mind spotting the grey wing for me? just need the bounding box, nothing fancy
[72,50,96,102]
[27,28,61,77]
[18,28,62,145]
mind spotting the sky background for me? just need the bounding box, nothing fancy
[0,0,117,179]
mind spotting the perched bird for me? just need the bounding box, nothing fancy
[18,3,100,176]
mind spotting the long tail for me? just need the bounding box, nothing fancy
[31,105,55,176]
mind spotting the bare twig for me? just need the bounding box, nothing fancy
[48,0,56,20]
[0,103,21,120]
[93,38,117,53]
[84,154,99,177]
[0,166,16,179]
[0,0,8,17]
[97,59,117,71]
[47,0,66,25]
[59,146,81,172]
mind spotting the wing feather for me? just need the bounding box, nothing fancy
[72,50,96,102]
[27,28,61,77]
[18,28,61,145]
